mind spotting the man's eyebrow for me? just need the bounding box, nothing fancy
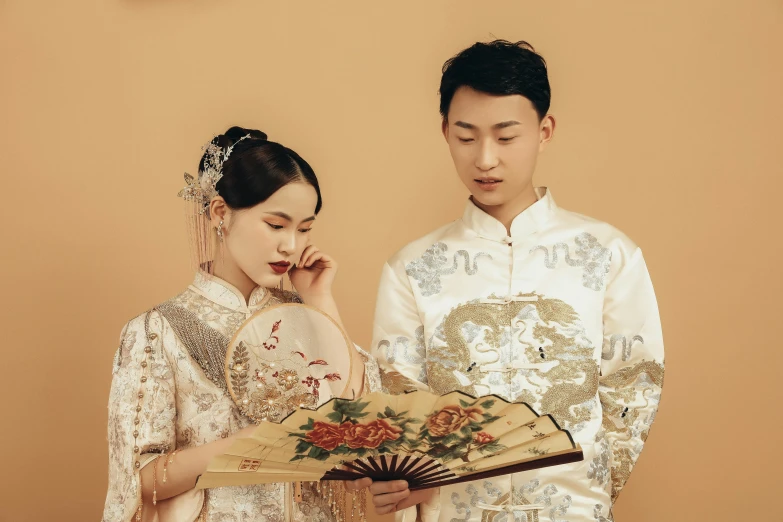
[453,120,521,130]
[493,120,521,129]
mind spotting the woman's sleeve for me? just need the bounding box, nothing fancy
[103,311,177,522]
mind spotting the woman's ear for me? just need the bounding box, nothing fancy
[209,197,229,227]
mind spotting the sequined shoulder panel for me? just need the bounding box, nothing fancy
[155,301,230,392]
[267,288,304,304]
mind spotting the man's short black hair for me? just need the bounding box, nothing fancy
[439,39,551,121]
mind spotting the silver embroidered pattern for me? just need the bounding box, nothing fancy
[156,301,230,392]
[406,242,492,297]
[587,431,611,486]
[532,483,557,509]
[516,480,547,520]
[549,494,572,522]
[593,504,612,522]
[602,334,644,361]
[530,232,612,291]
[450,488,473,521]
[378,325,428,383]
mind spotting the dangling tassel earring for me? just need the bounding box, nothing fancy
[216,220,225,271]
[216,220,224,241]
[279,263,293,292]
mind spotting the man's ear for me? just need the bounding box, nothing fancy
[538,114,556,151]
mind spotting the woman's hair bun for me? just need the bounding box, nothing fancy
[221,126,267,146]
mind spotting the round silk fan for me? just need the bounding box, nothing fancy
[224,303,354,424]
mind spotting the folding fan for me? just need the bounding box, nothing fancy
[198,389,583,490]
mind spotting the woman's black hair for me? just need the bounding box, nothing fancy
[201,126,322,214]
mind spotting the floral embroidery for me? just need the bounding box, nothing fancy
[229,319,343,423]
[193,393,218,414]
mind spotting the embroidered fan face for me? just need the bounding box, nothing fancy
[442,87,555,214]
[225,303,353,424]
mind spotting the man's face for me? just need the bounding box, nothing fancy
[443,86,554,210]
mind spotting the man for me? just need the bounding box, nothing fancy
[367,40,664,521]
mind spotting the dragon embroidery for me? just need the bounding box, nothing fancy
[427,292,599,430]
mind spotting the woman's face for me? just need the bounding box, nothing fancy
[221,182,318,288]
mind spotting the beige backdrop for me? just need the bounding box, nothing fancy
[1,1,781,521]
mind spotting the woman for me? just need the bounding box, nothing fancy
[103,126,380,522]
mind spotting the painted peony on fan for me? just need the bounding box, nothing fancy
[197,389,583,491]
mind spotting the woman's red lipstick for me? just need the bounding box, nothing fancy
[269,261,290,274]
